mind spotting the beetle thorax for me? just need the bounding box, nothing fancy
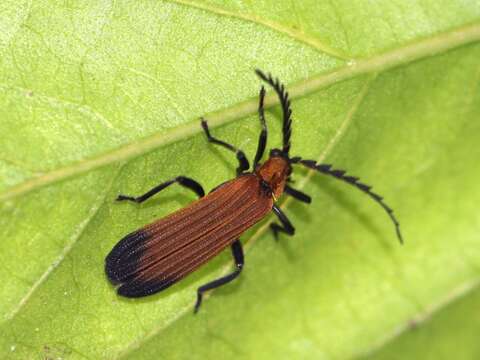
[256,156,290,199]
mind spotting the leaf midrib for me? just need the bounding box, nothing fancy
[1,22,479,203]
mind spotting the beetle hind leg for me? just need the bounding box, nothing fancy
[194,239,244,313]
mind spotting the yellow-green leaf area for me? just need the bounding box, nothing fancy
[0,1,479,359]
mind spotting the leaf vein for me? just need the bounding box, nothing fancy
[4,164,123,322]
[0,83,118,132]
[126,67,187,118]
[162,0,350,60]
[357,277,480,359]
[1,22,479,203]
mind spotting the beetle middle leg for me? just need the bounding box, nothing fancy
[270,204,295,240]
[284,185,311,204]
[116,176,205,203]
[194,239,244,313]
[201,118,250,175]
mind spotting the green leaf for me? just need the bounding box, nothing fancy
[1,1,479,359]
[362,283,480,360]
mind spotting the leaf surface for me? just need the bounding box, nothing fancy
[1,1,479,359]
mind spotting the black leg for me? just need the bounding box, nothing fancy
[194,239,244,313]
[284,185,311,204]
[252,86,267,169]
[201,118,250,175]
[116,176,205,203]
[270,204,295,240]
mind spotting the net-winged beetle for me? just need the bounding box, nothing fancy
[105,70,402,313]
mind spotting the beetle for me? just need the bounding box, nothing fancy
[105,69,402,313]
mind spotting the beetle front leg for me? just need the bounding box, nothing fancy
[270,204,295,240]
